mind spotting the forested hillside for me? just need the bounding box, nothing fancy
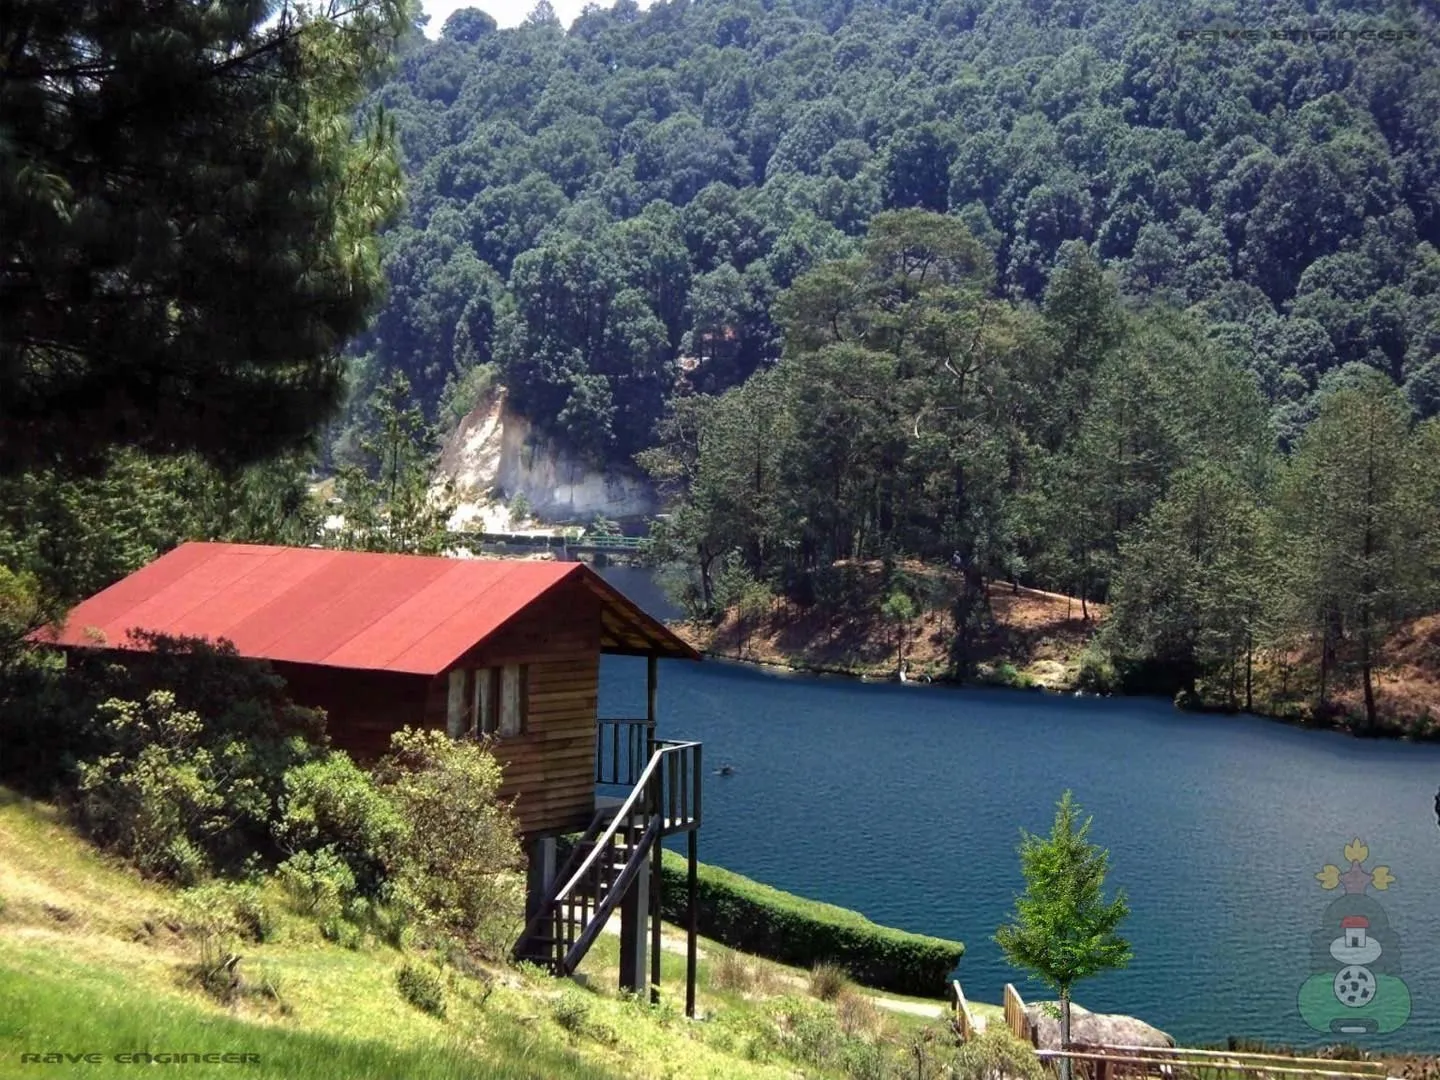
[346,0,1440,464]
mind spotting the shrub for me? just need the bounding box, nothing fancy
[657,852,963,997]
[809,961,850,1002]
[509,492,531,524]
[252,965,290,1014]
[950,1024,1046,1080]
[276,846,358,919]
[551,988,591,1034]
[841,1040,892,1080]
[274,753,404,896]
[65,635,325,879]
[179,881,275,944]
[320,914,364,949]
[1075,643,1118,694]
[373,728,525,957]
[179,883,275,1003]
[834,989,883,1039]
[396,962,446,1018]
[712,950,755,993]
[74,692,234,883]
[770,997,843,1068]
[438,362,497,431]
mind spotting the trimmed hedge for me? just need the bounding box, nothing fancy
[551,835,963,997]
[656,850,962,999]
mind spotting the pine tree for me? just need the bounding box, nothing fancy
[1273,371,1431,732]
[333,373,455,554]
[1,0,413,474]
[995,791,1132,1080]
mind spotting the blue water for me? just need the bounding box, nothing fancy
[592,568,1440,1051]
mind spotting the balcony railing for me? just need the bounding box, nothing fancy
[596,718,654,787]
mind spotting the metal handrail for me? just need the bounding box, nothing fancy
[555,740,699,903]
[560,813,662,972]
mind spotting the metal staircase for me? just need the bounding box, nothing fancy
[513,736,701,990]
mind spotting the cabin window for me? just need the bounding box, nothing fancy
[474,666,495,736]
[500,663,527,736]
[471,664,527,737]
[446,669,468,738]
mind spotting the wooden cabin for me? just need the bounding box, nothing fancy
[38,542,704,1008]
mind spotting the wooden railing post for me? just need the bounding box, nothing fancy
[951,980,977,1043]
[686,822,698,1018]
[1004,984,1031,1046]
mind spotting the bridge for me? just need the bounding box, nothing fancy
[448,530,652,557]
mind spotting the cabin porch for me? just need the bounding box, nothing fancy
[515,653,704,1017]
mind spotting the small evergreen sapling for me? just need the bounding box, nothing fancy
[994,791,1132,1080]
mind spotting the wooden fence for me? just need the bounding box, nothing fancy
[1036,1044,1397,1080]
[1004,982,1034,1045]
[951,980,978,1043]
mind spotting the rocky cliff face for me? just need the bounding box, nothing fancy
[436,390,658,526]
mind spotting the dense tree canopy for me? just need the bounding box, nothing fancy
[643,213,1440,727]
[1,0,415,475]
[350,0,1439,465]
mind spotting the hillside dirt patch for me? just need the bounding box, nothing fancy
[670,560,1101,686]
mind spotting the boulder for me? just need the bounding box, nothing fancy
[1025,1002,1175,1051]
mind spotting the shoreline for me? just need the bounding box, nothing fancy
[680,640,1438,745]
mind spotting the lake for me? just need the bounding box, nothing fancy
[594,566,1440,1050]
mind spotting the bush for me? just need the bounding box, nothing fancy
[950,1024,1046,1080]
[712,950,755,993]
[373,728,525,957]
[74,692,236,883]
[179,882,276,1004]
[438,361,497,431]
[274,754,403,896]
[809,961,850,1002]
[65,635,326,879]
[276,846,358,919]
[770,997,844,1068]
[551,988,591,1034]
[395,962,446,1018]
[657,852,963,997]
[179,881,276,945]
[1075,643,1118,694]
[712,950,783,997]
[840,1039,891,1080]
[834,989,883,1039]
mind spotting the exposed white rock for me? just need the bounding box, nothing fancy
[1025,1002,1175,1051]
[436,389,657,526]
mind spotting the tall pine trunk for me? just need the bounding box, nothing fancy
[1245,632,1253,713]
[1362,659,1377,734]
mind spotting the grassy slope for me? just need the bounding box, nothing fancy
[0,788,975,1080]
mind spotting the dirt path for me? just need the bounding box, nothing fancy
[587,908,963,1023]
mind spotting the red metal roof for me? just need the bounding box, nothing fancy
[36,542,698,675]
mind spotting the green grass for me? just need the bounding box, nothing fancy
[0,785,984,1080]
[0,965,620,1080]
